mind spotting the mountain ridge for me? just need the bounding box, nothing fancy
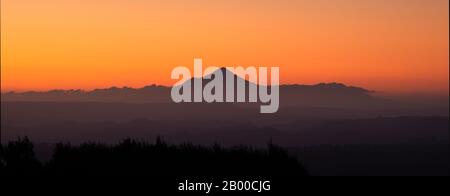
[2,83,371,95]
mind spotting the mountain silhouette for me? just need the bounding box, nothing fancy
[176,67,262,103]
[2,67,385,108]
[3,67,449,115]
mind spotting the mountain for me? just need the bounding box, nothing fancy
[2,67,386,109]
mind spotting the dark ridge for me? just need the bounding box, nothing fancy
[0,137,309,177]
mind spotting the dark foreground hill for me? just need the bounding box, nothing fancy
[0,137,308,177]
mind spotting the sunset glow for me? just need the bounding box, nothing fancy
[1,0,448,95]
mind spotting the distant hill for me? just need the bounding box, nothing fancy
[3,82,374,103]
[1,85,171,103]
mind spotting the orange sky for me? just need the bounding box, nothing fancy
[1,0,449,95]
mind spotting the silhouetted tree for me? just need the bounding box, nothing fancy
[0,137,42,175]
[2,137,309,177]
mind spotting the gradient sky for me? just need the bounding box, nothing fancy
[1,0,449,95]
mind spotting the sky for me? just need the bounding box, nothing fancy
[1,0,449,95]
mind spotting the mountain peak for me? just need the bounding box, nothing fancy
[219,67,227,71]
[202,67,239,80]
